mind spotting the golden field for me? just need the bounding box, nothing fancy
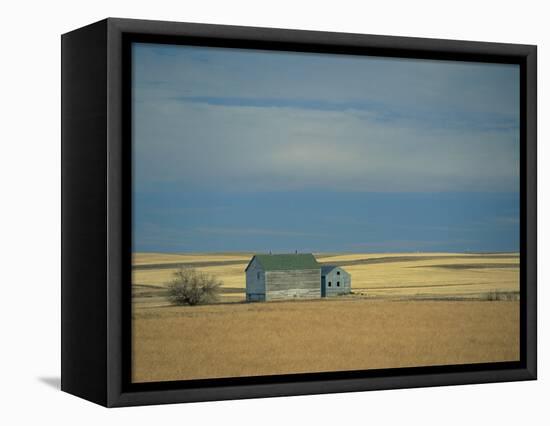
[132,252,519,306]
[133,299,519,382]
[132,252,520,383]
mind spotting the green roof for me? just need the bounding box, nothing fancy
[247,253,320,271]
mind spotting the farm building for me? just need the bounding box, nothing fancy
[321,265,352,297]
[245,253,321,302]
[245,253,352,301]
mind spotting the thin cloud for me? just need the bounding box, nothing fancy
[133,99,519,192]
[172,95,518,132]
[195,227,328,238]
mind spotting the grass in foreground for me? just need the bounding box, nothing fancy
[132,299,519,383]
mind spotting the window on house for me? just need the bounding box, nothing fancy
[328,281,332,287]
[337,281,340,287]
[337,271,340,275]
[257,272,260,280]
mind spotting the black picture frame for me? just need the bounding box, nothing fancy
[61,17,537,407]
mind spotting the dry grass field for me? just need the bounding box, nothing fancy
[132,252,520,383]
[133,299,519,382]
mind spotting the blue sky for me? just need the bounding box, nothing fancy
[132,43,520,253]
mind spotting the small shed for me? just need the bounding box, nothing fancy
[321,265,351,297]
[245,253,321,302]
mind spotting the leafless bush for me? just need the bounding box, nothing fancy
[167,268,222,306]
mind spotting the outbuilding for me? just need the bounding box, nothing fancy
[321,265,352,297]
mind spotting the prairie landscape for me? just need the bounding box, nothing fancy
[132,252,520,383]
[131,44,522,384]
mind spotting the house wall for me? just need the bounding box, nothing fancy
[245,258,266,301]
[265,269,321,301]
[322,268,351,296]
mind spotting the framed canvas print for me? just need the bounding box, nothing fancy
[61,18,537,407]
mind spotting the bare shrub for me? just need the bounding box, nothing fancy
[167,268,222,306]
